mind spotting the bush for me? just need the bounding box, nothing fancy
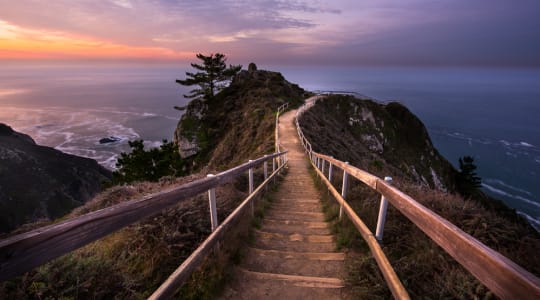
[112,140,185,184]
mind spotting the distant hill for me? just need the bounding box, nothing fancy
[0,123,111,233]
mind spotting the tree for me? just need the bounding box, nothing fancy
[456,155,482,197]
[176,53,241,100]
[112,140,185,184]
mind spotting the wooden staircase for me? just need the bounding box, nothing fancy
[220,110,346,299]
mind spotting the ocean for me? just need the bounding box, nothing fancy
[1,63,539,230]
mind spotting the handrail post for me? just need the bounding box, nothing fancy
[207,174,218,231]
[328,157,333,181]
[340,162,349,220]
[248,160,254,216]
[376,176,393,242]
[263,156,268,192]
[321,158,325,175]
[272,157,276,184]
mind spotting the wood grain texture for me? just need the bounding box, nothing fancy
[377,181,540,300]
[149,162,287,299]
[0,152,287,282]
[311,160,410,300]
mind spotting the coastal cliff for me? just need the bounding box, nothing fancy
[0,123,111,233]
[298,94,539,298]
[299,95,457,191]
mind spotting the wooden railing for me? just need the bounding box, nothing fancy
[0,104,290,297]
[0,152,287,284]
[275,102,289,154]
[295,97,540,299]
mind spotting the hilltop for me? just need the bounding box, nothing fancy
[174,65,306,168]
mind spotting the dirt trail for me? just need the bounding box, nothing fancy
[220,106,347,299]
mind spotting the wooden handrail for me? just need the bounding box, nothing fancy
[310,159,410,299]
[0,151,287,282]
[295,97,540,299]
[149,162,287,299]
[275,102,289,153]
[151,103,291,298]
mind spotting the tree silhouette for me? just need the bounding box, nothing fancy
[456,155,482,197]
[176,53,241,100]
[112,140,185,184]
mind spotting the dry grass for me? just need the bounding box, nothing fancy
[314,171,539,299]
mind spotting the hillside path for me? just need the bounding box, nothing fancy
[220,103,347,299]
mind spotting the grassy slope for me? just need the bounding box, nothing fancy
[0,68,304,299]
[300,95,540,299]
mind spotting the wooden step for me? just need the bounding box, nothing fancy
[255,230,333,243]
[240,269,344,288]
[265,211,325,219]
[263,219,328,228]
[243,248,344,277]
[247,248,345,261]
[270,203,323,213]
[261,220,331,235]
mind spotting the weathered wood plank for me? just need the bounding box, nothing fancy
[0,151,287,282]
[317,153,378,189]
[311,161,411,300]
[149,162,287,299]
[377,181,540,300]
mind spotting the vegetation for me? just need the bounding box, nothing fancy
[174,66,306,169]
[176,53,242,101]
[456,155,482,197]
[299,95,540,299]
[112,140,185,184]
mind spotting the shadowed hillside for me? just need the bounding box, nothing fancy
[0,123,111,233]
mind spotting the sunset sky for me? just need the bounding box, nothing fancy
[1,0,539,66]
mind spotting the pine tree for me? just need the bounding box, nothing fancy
[176,53,241,100]
[456,155,482,197]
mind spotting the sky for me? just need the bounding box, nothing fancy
[1,0,539,66]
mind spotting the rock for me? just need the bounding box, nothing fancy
[0,123,112,233]
[99,136,121,144]
[248,62,257,72]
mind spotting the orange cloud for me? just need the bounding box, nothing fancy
[0,20,193,61]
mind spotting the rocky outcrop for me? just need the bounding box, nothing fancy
[0,123,112,233]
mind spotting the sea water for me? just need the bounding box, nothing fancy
[0,62,190,169]
[1,63,539,230]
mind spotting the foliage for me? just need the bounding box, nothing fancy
[456,155,482,197]
[112,140,185,184]
[176,53,242,100]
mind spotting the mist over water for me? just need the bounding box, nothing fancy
[1,63,539,230]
